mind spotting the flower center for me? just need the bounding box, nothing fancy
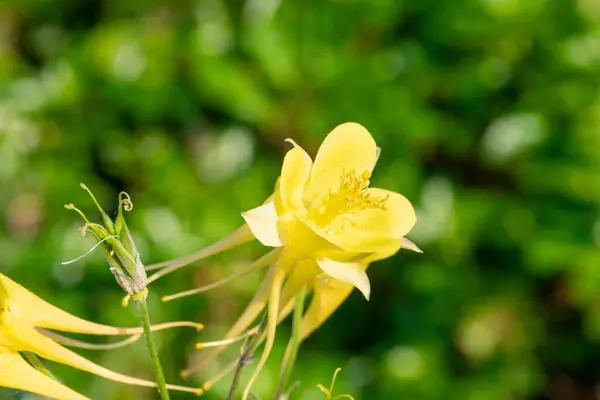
[311,170,389,227]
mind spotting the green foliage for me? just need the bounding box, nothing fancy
[1,0,600,398]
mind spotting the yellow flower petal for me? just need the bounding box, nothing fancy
[1,274,130,335]
[298,272,357,341]
[316,258,370,300]
[297,247,405,342]
[0,349,89,400]
[373,146,381,171]
[0,273,195,336]
[324,188,416,253]
[278,259,320,307]
[279,139,313,211]
[304,123,378,204]
[401,237,422,253]
[5,319,201,395]
[242,200,283,247]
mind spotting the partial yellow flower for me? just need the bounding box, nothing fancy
[243,122,416,298]
[0,273,203,400]
[167,123,419,398]
[234,123,417,398]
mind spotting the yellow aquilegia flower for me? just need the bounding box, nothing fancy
[0,273,203,400]
[163,123,418,397]
[235,122,417,397]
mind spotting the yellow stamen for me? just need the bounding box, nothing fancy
[314,170,389,226]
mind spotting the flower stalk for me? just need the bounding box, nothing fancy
[65,185,184,400]
[134,290,171,400]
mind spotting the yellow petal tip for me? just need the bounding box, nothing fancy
[401,237,423,253]
[284,138,299,147]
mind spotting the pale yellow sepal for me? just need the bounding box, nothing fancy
[298,273,356,341]
[316,258,370,300]
[401,237,423,253]
[242,201,283,247]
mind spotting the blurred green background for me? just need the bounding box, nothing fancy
[2,0,600,399]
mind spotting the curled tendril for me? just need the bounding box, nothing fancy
[119,191,133,212]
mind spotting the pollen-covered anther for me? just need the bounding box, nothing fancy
[314,169,389,226]
[335,170,387,211]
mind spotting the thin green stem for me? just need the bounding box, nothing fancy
[275,286,306,399]
[22,351,56,380]
[135,294,171,400]
[226,313,267,400]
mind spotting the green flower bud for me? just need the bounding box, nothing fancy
[65,184,148,299]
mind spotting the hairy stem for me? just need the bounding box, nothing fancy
[135,293,171,400]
